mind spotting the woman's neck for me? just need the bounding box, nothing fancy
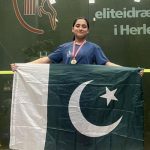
[74,38,86,45]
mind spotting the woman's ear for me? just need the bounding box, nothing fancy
[72,27,74,33]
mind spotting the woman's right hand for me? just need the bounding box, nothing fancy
[10,63,17,72]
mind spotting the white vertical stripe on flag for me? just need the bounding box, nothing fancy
[10,63,50,150]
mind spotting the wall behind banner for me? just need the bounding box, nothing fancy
[0,0,149,149]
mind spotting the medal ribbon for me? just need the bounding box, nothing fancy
[72,40,86,59]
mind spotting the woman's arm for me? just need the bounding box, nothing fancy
[29,56,51,64]
[105,61,144,76]
[105,61,121,67]
[11,56,52,71]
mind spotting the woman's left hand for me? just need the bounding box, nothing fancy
[139,68,144,77]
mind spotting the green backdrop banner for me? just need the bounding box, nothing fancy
[0,0,149,149]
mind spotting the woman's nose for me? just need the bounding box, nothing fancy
[79,26,83,30]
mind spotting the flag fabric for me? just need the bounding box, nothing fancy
[10,64,144,150]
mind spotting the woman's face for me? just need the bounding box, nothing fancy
[72,19,89,40]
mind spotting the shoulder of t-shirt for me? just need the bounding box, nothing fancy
[59,41,73,48]
[86,41,102,49]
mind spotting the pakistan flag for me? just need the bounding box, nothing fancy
[10,64,143,150]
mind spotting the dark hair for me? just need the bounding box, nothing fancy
[72,17,89,29]
[72,17,89,41]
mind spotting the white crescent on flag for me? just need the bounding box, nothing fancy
[68,80,123,137]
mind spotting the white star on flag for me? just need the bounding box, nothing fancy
[100,87,118,106]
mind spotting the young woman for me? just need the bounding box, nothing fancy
[21,17,119,66]
[11,17,144,75]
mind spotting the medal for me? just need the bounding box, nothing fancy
[71,40,86,65]
[71,59,77,64]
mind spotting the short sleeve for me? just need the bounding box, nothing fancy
[48,45,63,63]
[94,45,109,65]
